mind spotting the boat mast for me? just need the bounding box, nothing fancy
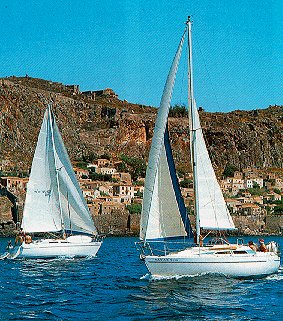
[67,190,72,234]
[187,16,201,244]
[48,104,65,236]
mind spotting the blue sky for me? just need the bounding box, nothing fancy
[0,0,282,112]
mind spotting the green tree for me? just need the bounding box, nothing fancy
[273,205,283,214]
[133,180,143,186]
[180,179,193,188]
[126,203,142,214]
[100,153,111,160]
[223,164,239,178]
[248,187,266,196]
[77,161,88,169]
[89,172,112,181]
[119,154,146,180]
[169,104,187,118]
[116,161,127,172]
[135,191,143,198]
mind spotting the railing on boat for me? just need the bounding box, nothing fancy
[135,238,280,258]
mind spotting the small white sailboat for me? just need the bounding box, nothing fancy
[137,17,280,278]
[10,104,102,259]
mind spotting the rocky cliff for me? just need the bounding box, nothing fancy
[0,76,283,236]
[0,77,282,174]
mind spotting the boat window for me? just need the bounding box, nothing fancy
[233,251,248,254]
[215,251,231,255]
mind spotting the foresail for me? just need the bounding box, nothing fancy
[22,110,62,233]
[52,119,97,235]
[140,29,190,241]
[191,100,235,230]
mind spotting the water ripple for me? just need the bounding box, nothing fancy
[0,236,282,321]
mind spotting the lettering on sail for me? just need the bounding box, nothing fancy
[33,189,51,197]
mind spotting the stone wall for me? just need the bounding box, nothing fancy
[265,215,283,234]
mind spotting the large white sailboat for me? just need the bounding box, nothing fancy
[137,17,280,278]
[10,104,102,259]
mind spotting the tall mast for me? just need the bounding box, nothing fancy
[186,16,201,244]
[48,104,65,235]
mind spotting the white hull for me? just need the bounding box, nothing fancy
[14,235,102,259]
[144,246,280,278]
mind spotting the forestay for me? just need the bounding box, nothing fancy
[140,30,192,241]
[190,99,235,230]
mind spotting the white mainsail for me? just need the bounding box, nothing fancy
[190,100,235,230]
[22,109,62,233]
[140,30,191,241]
[22,106,97,235]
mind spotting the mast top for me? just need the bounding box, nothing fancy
[186,16,192,25]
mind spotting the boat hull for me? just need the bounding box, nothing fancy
[14,236,102,259]
[145,248,280,278]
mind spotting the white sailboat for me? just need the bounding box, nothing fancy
[11,104,102,259]
[137,17,280,278]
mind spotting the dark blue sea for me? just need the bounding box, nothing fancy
[0,236,282,321]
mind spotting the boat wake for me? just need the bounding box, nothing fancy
[0,252,10,260]
[140,273,151,280]
[144,272,228,282]
[266,266,283,281]
[141,268,283,282]
[0,253,97,262]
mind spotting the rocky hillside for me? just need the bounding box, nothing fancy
[0,76,282,174]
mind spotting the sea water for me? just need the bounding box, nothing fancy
[0,236,282,320]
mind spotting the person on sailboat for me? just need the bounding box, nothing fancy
[259,239,268,252]
[25,234,32,244]
[15,228,25,244]
[248,241,257,252]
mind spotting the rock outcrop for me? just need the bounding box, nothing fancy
[1,77,282,175]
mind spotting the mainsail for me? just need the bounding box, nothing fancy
[140,29,192,241]
[22,109,61,233]
[22,106,97,235]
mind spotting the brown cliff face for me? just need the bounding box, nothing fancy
[0,77,282,173]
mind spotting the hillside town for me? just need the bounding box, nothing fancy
[0,156,283,236]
